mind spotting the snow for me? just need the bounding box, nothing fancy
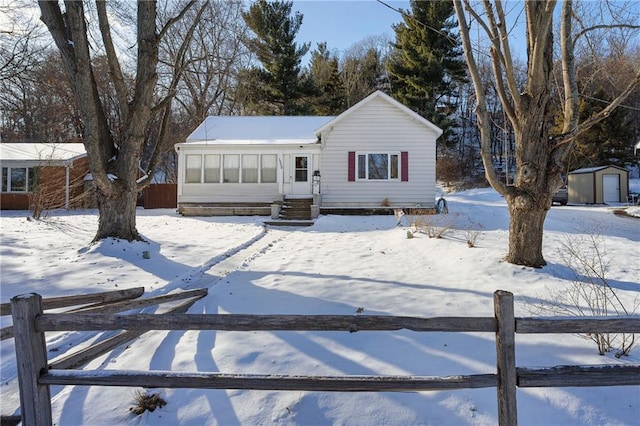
[1,183,639,425]
[184,116,334,144]
[0,143,86,162]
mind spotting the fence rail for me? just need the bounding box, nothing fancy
[0,287,145,340]
[10,290,640,426]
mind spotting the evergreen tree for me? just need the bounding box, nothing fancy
[568,90,635,169]
[241,0,312,115]
[388,0,467,146]
[308,43,344,115]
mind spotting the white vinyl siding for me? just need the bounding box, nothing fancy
[320,96,437,207]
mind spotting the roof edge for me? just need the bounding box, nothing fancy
[314,90,443,137]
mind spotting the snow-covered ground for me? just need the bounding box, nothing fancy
[1,183,639,425]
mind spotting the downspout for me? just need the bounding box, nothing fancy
[65,162,71,209]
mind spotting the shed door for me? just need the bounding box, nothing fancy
[603,174,620,203]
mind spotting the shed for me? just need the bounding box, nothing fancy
[567,165,629,204]
[0,143,90,210]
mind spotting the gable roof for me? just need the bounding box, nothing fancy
[0,143,87,164]
[184,116,335,145]
[569,165,629,174]
[314,90,443,138]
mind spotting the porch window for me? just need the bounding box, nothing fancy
[1,167,38,192]
[356,152,400,181]
[242,155,259,183]
[261,154,277,183]
[185,155,202,183]
[204,154,220,183]
[223,154,240,183]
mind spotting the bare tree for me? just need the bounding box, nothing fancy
[38,1,205,242]
[0,1,47,82]
[453,0,640,267]
[167,0,251,124]
[340,35,391,108]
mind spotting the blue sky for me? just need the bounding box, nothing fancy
[292,1,410,54]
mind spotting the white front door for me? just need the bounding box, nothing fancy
[291,154,312,195]
[603,174,620,203]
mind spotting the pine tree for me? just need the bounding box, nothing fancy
[308,43,345,115]
[241,0,312,115]
[569,90,635,169]
[388,0,467,146]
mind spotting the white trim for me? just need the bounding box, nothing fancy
[356,151,401,181]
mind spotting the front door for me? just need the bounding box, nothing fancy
[291,154,311,195]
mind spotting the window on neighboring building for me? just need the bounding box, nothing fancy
[204,154,220,183]
[223,154,240,183]
[242,155,259,183]
[1,167,38,192]
[185,155,202,183]
[356,153,400,180]
[261,154,277,183]
[1,167,7,192]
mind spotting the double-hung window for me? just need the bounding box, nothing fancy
[261,154,277,183]
[242,155,259,183]
[185,155,202,183]
[223,155,240,183]
[204,155,220,183]
[356,153,399,180]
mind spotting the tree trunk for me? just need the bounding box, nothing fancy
[93,183,141,242]
[505,197,549,267]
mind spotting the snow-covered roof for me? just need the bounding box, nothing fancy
[183,116,335,146]
[0,143,86,163]
[315,90,443,138]
[569,165,628,174]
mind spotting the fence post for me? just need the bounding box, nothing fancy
[494,290,517,426]
[11,293,52,426]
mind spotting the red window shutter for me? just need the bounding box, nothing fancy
[348,151,356,181]
[401,151,409,181]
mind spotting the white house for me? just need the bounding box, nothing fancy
[174,91,442,217]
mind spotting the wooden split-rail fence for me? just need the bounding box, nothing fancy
[7,290,640,426]
[1,286,208,425]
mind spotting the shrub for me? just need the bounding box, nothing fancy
[530,225,637,357]
[130,390,167,415]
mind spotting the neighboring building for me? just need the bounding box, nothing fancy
[0,143,89,210]
[567,165,629,204]
[175,91,442,216]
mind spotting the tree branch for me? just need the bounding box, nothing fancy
[39,0,115,195]
[494,0,522,112]
[561,0,579,133]
[158,0,197,41]
[138,2,208,189]
[96,0,129,120]
[573,23,640,45]
[524,1,556,86]
[454,0,508,196]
